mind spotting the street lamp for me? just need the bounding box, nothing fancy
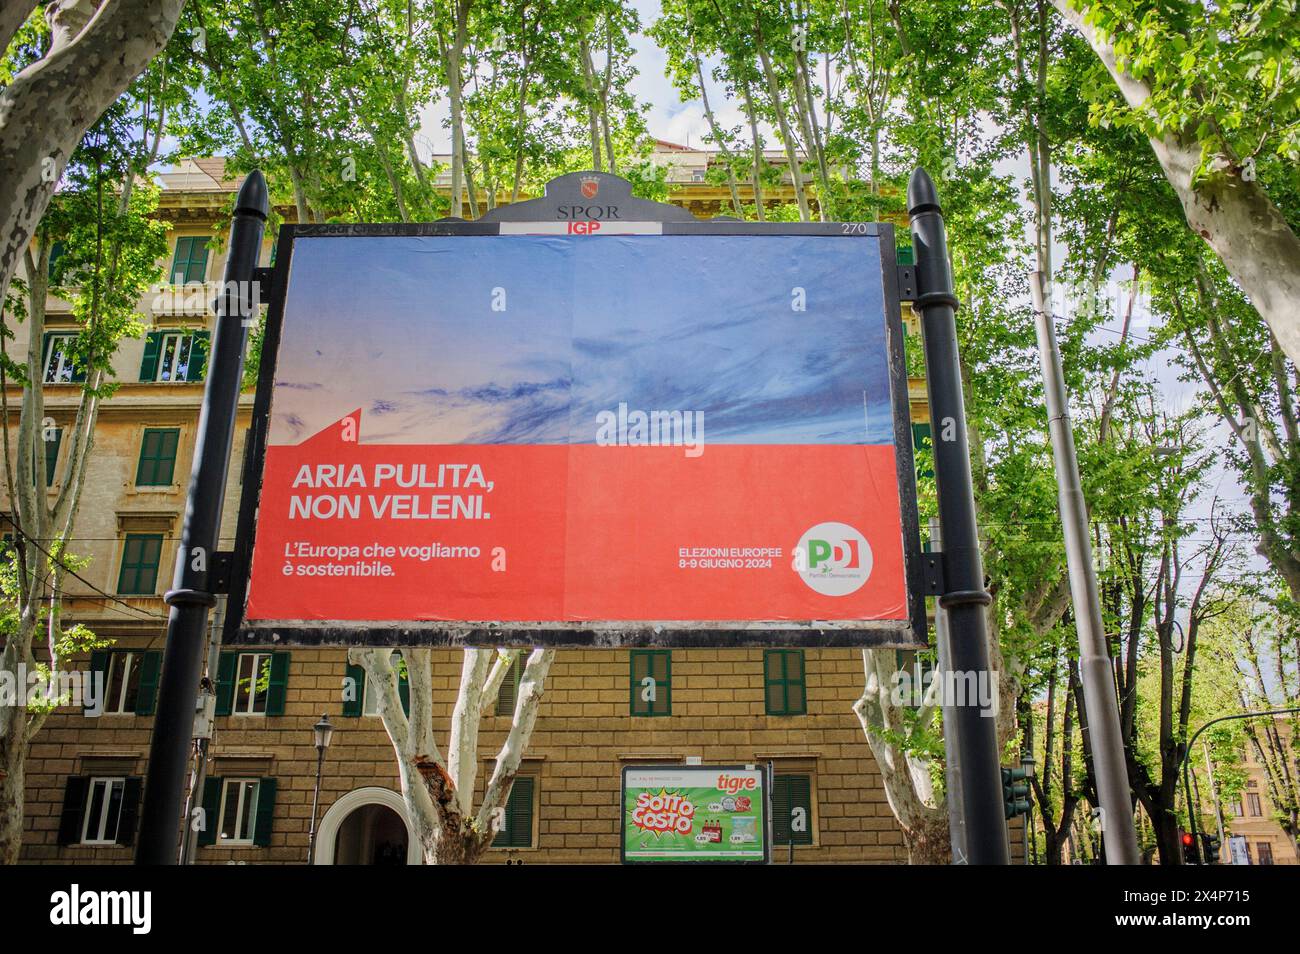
[307,713,336,865]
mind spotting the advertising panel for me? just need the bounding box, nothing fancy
[622,765,768,863]
[232,223,924,646]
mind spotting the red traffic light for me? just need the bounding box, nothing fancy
[1181,832,1194,847]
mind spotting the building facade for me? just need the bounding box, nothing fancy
[7,149,931,864]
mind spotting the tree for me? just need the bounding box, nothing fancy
[0,23,175,861]
[349,646,554,864]
[0,0,185,317]
[1051,0,1300,367]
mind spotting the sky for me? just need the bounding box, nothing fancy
[270,234,897,447]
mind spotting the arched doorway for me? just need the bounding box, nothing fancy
[314,787,421,865]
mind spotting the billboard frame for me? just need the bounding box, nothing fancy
[224,196,928,649]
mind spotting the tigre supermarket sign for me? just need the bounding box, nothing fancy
[621,765,769,864]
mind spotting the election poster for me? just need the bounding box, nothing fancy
[621,765,768,863]
[235,226,923,645]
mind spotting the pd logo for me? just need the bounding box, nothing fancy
[795,522,873,596]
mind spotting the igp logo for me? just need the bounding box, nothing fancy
[795,522,873,596]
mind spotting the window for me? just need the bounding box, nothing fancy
[1257,842,1274,865]
[198,776,277,848]
[215,651,289,716]
[1231,800,1243,818]
[218,779,261,845]
[630,650,671,717]
[771,773,815,846]
[492,776,535,849]
[158,333,194,381]
[1247,792,1263,817]
[42,333,82,383]
[116,533,163,595]
[36,426,61,487]
[57,776,141,847]
[233,652,270,715]
[88,650,161,717]
[81,777,125,844]
[140,331,209,382]
[135,428,180,486]
[170,236,209,284]
[105,652,140,714]
[764,650,807,715]
[496,654,524,716]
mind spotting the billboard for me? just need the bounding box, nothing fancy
[621,765,769,863]
[229,219,925,646]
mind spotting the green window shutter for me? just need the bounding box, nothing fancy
[58,776,91,845]
[187,331,210,382]
[265,652,290,716]
[787,651,806,714]
[911,423,934,479]
[214,652,236,716]
[496,656,521,716]
[171,237,210,284]
[198,777,222,846]
[773,774,814,846]
[139,332,162,381]
[764,650,806,716]
[629,650,670,716]
[494,776,534,848]
[42,427,62,487]
[117,533,164,594]
[398,667,410,716]
[253,778,277,847]
[85,651,109,716]
[136,428,180,486]
[134,651,162,716]
[169,238,189,282]
[342,663,365,717]
[115,777,143,846]
[190,239,210,282]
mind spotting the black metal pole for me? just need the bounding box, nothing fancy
[308,745,325,865]
[136,171,268,864]
[908,168,1009,864]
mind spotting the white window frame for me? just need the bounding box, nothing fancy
[233,652,270,716]
[156,332,197,383]
[80,777,125,845]
[104,652,140,715]
[43,334,77,383]
[218,778,261,846]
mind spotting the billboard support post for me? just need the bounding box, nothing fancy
[907,169,1008,865]
[136,171,268,865]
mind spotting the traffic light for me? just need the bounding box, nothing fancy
[1001,766,1031,820]
[1180,830,1201,864]
[1200,833,1221,865]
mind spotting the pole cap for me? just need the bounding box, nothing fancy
[907,168,942,216]
[234,169,269,220]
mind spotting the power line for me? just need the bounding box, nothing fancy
[0,514,168,622]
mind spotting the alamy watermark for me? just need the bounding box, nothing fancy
[889,659,1000,717]
[0,665,104,716]
[595,401,705,458]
